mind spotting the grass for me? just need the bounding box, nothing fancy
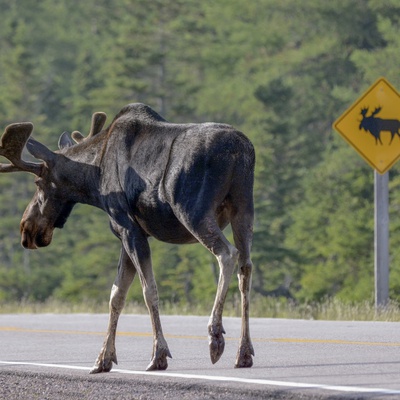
[1,295,400,321]
[246,296,400,322]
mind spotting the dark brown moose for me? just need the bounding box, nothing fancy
[0,104,255,372]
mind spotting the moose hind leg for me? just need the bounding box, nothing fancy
[91,247,136,374]
[232,213,254,368]
[181,212,238,364]
[183,216,238,364]
[235,259,254,368]
[208,241,238,364]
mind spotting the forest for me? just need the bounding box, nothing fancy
[1,0,400,310]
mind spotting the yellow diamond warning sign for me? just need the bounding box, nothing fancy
[333,77,400,174]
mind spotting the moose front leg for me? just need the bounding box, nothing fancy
[122,229,172,371]
[91,247,136,374]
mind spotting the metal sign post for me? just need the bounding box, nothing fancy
[374,170,389,308]
[333,77,400,310]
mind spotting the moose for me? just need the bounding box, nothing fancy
[359,106,400,145]
[0,103,255,372]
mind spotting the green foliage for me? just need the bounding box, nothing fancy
[0,0,400,310]
[286,137,375,302]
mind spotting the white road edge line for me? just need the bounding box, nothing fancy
[1,360,400,395]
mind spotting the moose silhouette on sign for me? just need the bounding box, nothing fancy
[359,106,400,145]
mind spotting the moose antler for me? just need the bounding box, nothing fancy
[71,112,107,143]
[0,122,42,175]
[371,106,382,116]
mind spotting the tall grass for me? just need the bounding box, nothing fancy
[1,295,400,321]
[246,296,400,322]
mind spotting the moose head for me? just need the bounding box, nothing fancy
[359,106,382,131]
[0,113,106,249]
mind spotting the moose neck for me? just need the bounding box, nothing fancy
[59,137,106,210]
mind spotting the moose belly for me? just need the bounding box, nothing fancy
[134,205,197,244]
[135,201,231,245]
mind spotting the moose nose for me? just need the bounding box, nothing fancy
[20,220,38,249]
[21,230,37,250]
[21,234,28,248]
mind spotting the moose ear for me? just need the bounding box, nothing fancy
[26,138,56,165]
[58,131,74,150]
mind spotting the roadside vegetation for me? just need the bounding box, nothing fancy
[1,297,400,322]
[1,1,400,314]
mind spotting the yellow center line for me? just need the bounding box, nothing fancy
[1,326,399,346]
[265,337,400,346]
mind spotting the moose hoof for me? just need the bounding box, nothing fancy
[208,327,226,364]
[89,351,117,374]
[90,361,113,374]
[146,348,172,371]
[235,353,253,368]
[234,341,254,368]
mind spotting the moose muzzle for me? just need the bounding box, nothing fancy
[20,219,53,249]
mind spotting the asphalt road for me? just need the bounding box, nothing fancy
[0,314,399,399]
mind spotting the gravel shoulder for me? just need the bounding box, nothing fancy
[0,369,326,400]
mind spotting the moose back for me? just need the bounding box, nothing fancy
[0,103,255,371]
